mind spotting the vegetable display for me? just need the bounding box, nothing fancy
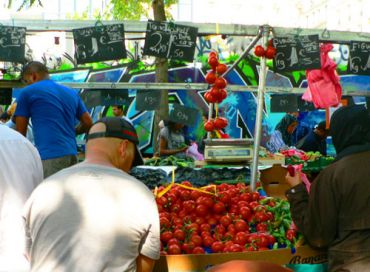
[156,182,302,255]
[145,156,195,168]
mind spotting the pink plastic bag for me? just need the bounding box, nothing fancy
[186,142,204,161]
[303,44,342,109]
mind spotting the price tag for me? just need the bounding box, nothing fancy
[270,94,298,113]
[73,24,127,64]
[0,88,12,105]
[169,103,198,126]
[136,90,162,111]
[143,20,198,62]
[273,35,321,72]
[0,25,26,63]
[348,41,370,75]
[101,89,128,106]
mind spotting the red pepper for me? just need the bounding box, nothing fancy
[287,165,295,177]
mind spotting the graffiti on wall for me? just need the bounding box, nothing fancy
[9,36,370,156]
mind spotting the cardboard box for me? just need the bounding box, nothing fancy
[259,164,290,199]
[153,245,327,272]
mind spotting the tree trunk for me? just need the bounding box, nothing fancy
[152,0,168,155]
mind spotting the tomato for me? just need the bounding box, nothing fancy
[183,200,196,213]
[202,236,214,247]
[266,234,276,245]
[227,223,236,234]
[256,234,270,248]
[200,223,211,232]
[205,71,217,84]
[255,211,269,223]
[170,203,181,213]
[246,233,258,243]
[216,63,227,75]
[220,215,232,227]
[233,231,248,246]
[214,117,228,129]
[218,191,231,204]
[178,209,187,219]
[204,92,217,103]
[204,120,215,132]
[173,229,185,241]
[239,206,252,221]
[266,211,274,221]
[201,196,214,208]
[157,204,164,213]
[192,246,205,254]
[157,196,168,206]
[254,45,265,57]
[224,231,234,241]
[208,51,218,59]
[182,242,195,254]
[251,192,260,201]
[213,202,226,214]
[195,216,206,225]
[214,224,226,235]
[208,56,219,68]
[210,87,221,100]
[239,192,252,202]
[234,219,249,232]
[201,230,211,239]
[166,193,177,204]
[230,197,239,205]
[190,190,202,200]
[190,235,203,247]
[228,205,238,215]
[181,181,192,187]
[265,46,277,59]
[214,77,227,89]
[167,238,181,246]
[160,217,171,229]
[160,231,173,243]
[195,204,208,217]
[186,223,199,233]
[167,244,181,255]
[219,89,228,100]
[248,201,259,210]
[286,229,296,242]
[229,243,243,252]
[179,190,191,201]
[207,216,218,226]
[211,241,224,253]
[256,222,268,232]
[238,201,249,208]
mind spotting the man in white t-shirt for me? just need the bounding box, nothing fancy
[23,117,160,272]
[0,125,43,271]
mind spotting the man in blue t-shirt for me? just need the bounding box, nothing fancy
[15,61,93,178]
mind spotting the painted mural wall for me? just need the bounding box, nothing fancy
[10,35,370,156]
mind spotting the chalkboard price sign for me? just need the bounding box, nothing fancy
[136,90,162,111]
[0,25,26,63]
[273,35,321,72]
[270,94,298,113]
[348,41,370,75]
[169,103,198,126]
[143,20,198,62]
[297,95,315,112]
[73,24,127,64]
[0,88,12,105]
[101,89,128,106]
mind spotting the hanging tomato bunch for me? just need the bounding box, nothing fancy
[254,39,277,59]
[204,51,229,133]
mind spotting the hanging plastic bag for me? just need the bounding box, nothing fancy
[186,142,204,161]
[303,44,342,109]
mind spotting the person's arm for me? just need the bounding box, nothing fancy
[285,169,338,248]
[159,137,187,156]
[16,116,29,137]
[75,112,93,135]
[136,254,156,272]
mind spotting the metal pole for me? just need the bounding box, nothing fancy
[207,103,213,139]
[221,27,263,78]
[250,25,270,192]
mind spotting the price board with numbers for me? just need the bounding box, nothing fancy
[169,103,198,126]
[273,35,321,72]
[143,20,198,62]
[136,89,162,111]
[73,24,127,64]
[0,25,26,63]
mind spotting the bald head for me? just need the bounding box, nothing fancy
[85,122,136,172]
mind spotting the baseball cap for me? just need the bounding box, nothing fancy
[87,117,144,167]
